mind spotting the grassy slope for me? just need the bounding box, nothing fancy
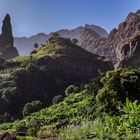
[0,67,138,140]
[1,68,140,139]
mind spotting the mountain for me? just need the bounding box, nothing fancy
[0,14,19,59]
[14,10,140,67]
[0,34,113,117]
[81,10,140,64]
[14,24,108,55]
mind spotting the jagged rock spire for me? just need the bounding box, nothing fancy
[1,14,13,46]
[0,14,19,59]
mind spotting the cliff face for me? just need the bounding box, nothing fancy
[0,14,19,59]
[81,10,140,64]
[116,32,140,68]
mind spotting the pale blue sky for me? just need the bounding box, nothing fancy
[0,0,140,37]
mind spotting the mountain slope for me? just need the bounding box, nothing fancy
[14,24,108,55]
[81,10,140,64]
[0,35,113,118]
[1,67,140,140]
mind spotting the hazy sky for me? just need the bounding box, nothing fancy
[0,0,140,37]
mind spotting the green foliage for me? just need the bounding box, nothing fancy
[59,99,140,140]
[16,136,34,140]
[22,101,42,117]
[96,67,140,112]
[37,129,57,139]
[65,85,79,96]
[0,112,11,123]
[1,67,140,139]
[0,93,94,132]
[48,32,60,43]
[52,95,63,104]
[28,128,38,137]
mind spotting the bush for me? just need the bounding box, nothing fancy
[28,128,38,136]
[48,32,60,43]
[52,95,63,104]
[72,38,79,44]
[96,67,140,112]
[65,85,79,96]
[22,100,42,116]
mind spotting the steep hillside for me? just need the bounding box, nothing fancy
[0,35,113,118]
[116,32,140,68]
[1,67,140,140]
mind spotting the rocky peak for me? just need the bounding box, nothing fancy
[84,24,108,38]
[1,14,13,47]
[0,14,18,59]
[136,9,140,15]
[81,10,140,65]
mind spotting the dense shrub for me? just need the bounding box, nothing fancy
[65,85,79,96]
[52,95,63,104]
[22,100,42,116]
[1,68,140,139]
[96,67,140,111]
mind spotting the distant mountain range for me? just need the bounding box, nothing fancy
[14,24,108,55]
[14,9,140,67]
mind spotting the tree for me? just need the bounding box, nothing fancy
[52,32,60,38]
[72,38,79,44]
[96,68,140,112]
[48,32,60,43]
[22,100,42,116]
[52,95,63,104]
[65,85,79,96]
[33,43,39,50]
[31,50,37,55]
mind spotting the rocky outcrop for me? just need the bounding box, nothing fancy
[81,10,140,64]
[116,32,140,68]
[0,14,19,59]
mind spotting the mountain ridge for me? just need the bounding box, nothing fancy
[14,24,108,55]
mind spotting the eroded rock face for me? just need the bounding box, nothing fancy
[116,33,140,68]
[0,14,19,59]
[81,10,140,64]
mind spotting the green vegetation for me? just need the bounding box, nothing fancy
[0,67,140,139]
[22,100,42,116]
[0,35,138,139]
